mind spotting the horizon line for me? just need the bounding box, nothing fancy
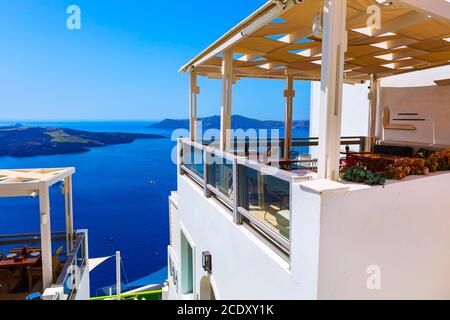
[0,117,310,123]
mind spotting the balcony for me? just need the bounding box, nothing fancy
[179,136,366,259]
[0,230,87,300]
[0,168,90,300]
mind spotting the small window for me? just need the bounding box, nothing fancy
[180,232,194,294]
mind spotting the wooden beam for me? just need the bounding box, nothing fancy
[318,0,347,181]
[368,75,378,152]
[220,50,233,152]
[189,72,200,141]
[64,176,74,252]
[352,11,430,37]
[185,2,296,71]
[284,75,294,160]
[435,78,450,86]
[39,182,53,290]
[279,27,312,44]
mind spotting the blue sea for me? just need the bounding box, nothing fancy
[0,121,309,296]
[0,121,177,296]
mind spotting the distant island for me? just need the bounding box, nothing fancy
[0,125,166,158]
[149,115,309,130]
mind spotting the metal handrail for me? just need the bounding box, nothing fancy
[199,136,366,159]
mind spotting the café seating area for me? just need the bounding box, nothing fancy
[0,235,66,300]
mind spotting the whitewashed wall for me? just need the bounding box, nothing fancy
[381,66,450,88]
[169,175,316,300]
[309,173,450,299]
[310,81,370,137]
[379,85,450,145]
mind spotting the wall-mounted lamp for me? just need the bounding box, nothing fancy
[202,251,212,273]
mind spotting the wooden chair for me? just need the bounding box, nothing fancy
[28,246,64,291]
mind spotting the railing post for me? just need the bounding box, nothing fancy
[245,137,250,158]
[116,251,121,300]
[232,158,242,225]
[204,148,211,198]
[179,140,184,176]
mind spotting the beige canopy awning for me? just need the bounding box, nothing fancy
[179,0,450,180]
[180,0,450,82]
[0,168,74,197]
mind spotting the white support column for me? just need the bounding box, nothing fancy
[284,74,295,160]
[189,72,200,141]
[39,183,53,290]
[220,50,233,152]
[318,0,348,180]
[367,75,378,152]
[374,78,383,142]
[64,176,74,252]
[116,251,121,300]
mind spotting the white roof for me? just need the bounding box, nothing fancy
[0,168,75,197]
[180,0,450,82]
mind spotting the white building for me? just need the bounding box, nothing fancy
[165,0,450,300]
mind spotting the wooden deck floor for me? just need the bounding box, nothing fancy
[0,273,43,300]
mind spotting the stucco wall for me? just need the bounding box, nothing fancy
[380,85,450,145]
[316,172,450,299]
[310,81,370,137]
[170,175,312,300]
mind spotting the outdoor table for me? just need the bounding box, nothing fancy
[0,250,41,292]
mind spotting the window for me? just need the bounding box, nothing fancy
[180,231,194,295]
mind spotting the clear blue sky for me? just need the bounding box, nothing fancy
[0,0,310,121]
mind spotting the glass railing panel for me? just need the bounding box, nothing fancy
[207,154,233,201]
[231,138,282,162]
[181,142,204,178]
[55,231,87,299]
[239,165,291,241]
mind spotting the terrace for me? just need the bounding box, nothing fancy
[176,0,450,262]
[0,168,89,300]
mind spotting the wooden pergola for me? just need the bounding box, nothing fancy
[180,0,450,180]
[0,168,75,290]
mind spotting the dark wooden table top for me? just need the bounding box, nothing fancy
[0,252,41,269]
